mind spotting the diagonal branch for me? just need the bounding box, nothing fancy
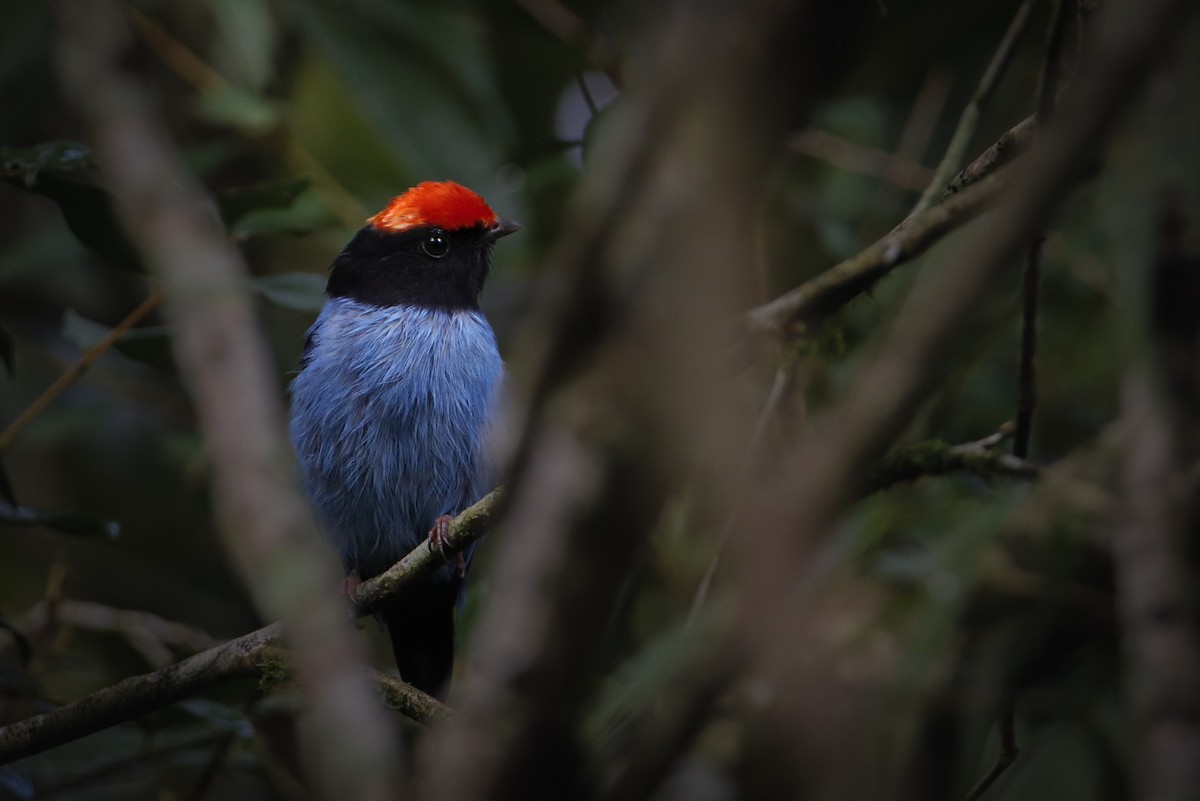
[0,489,502,765]
[746,170,1007,334]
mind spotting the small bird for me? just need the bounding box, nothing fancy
[289,181,517,696]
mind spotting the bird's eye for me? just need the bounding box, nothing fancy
[421,231,449,258]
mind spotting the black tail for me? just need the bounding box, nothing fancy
[383,583,457,698]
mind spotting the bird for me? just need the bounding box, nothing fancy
[289,180,517,696]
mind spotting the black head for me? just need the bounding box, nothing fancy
[326,219,518,310]
[325,181,518,310]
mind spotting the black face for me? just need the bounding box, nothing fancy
[325,223,498,310]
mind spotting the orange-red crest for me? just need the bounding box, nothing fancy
[368,181,499,234]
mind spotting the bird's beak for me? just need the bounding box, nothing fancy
[486,218,521,242]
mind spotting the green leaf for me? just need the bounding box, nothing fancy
[61,309,174,370]
[252,272,327,312]
[231,189,329,241]
[208,0,276,92]
[216,177,311,227]
[1,141,144,272]
[0,498,120,539]
[194,85,280,135]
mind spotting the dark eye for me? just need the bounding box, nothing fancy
[421,231,449,258]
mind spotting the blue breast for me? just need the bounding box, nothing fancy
[289,298,502,579]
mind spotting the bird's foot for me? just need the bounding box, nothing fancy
[342,571,364,628]
[427,514,467,578]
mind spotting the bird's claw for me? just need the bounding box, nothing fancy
[342,571,364,629]
[427,514,466,577]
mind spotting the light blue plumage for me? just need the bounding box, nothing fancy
[290,298,502,580]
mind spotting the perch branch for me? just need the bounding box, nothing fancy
[0,490,500,764]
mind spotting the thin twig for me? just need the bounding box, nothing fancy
[972,5,1070,797]
[910,0,1035,219]
[0,291,163,455]
[860,66,952,234]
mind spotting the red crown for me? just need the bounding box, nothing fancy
[369,181,498,234]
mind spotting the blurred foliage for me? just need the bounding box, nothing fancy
[0,1,1196,800]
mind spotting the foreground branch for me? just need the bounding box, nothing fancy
[0,491,503,766]
[56,4,400,796]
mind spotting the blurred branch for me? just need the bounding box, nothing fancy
[417,3,873,798]
[1116,374,1200,800]
[973,8,1072,789]
[909,0,1035,218]
[790,128,935,192]
[0,291,163,455]
[55,4,400,798]
[21,599,220,668]
[1112,197,1200,801]
[1012,0,1070,460]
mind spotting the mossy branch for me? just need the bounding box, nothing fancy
[864,437,1040,495]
